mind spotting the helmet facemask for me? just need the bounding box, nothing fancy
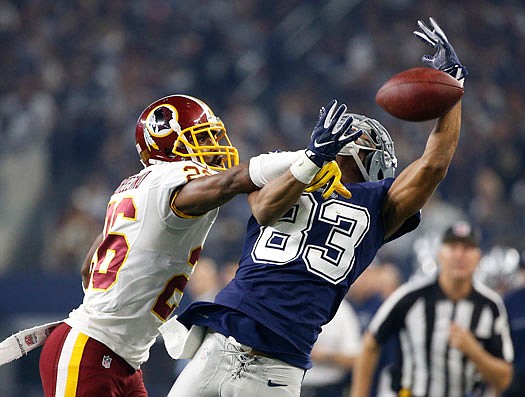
[174,117,239,171]
[338,113,397,181]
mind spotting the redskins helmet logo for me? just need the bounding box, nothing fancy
[143,104,182,151]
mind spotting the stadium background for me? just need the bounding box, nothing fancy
[0,0,523,395]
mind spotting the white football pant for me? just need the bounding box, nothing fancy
[168,330,304,397]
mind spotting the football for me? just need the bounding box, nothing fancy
[375,67,464,122]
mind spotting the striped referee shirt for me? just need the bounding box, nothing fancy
[369,276,514,397]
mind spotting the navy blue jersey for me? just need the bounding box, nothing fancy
[178,178,420,369]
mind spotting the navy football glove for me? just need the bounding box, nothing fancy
[414,17,467,85]
[305,100,363,167]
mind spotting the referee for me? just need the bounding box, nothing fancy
[351,221,514,397]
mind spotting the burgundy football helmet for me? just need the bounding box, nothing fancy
[135,94,239,170]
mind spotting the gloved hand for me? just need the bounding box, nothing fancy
[305,161,351,199]
[414,17,467,85]
[305,100,363,167]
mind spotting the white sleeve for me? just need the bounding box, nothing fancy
[248,150,303,187]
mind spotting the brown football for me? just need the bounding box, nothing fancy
[375,67,464,122]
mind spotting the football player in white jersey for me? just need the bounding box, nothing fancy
[31,94,359,396]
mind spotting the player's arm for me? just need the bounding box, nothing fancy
[382,18,466,240]
[350,332,382,397]
[175,99,362,217]
[248,170,306,225]
[173,161,257,216]
[382,101,461,239]
[249,100,362,225]
[248,161,352,225]
[81,232,103,290]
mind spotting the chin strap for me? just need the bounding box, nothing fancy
[340,143,371,182]
[349,150,371,181]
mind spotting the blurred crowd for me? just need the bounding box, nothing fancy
[0,0,524,281]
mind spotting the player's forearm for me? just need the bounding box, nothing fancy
[249,170,306,225]
[422,100,462,174]
[382,101,462,239]
[465,343,513,392]
[176,151,305,216]
[351,333,381,397]
[406,100,462,193]
[249,149,328,225]
[175,162,257,215]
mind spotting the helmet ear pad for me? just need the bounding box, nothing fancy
[363,150,395,182]
[363,151,380,180]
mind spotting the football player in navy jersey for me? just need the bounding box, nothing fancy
[167,18,466,397]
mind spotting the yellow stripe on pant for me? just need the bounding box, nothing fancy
[64,332,89,396]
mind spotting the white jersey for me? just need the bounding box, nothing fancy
[66,160,218,369]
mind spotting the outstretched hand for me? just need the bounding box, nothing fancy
[414,17,467,85]
[305,100,363,167]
